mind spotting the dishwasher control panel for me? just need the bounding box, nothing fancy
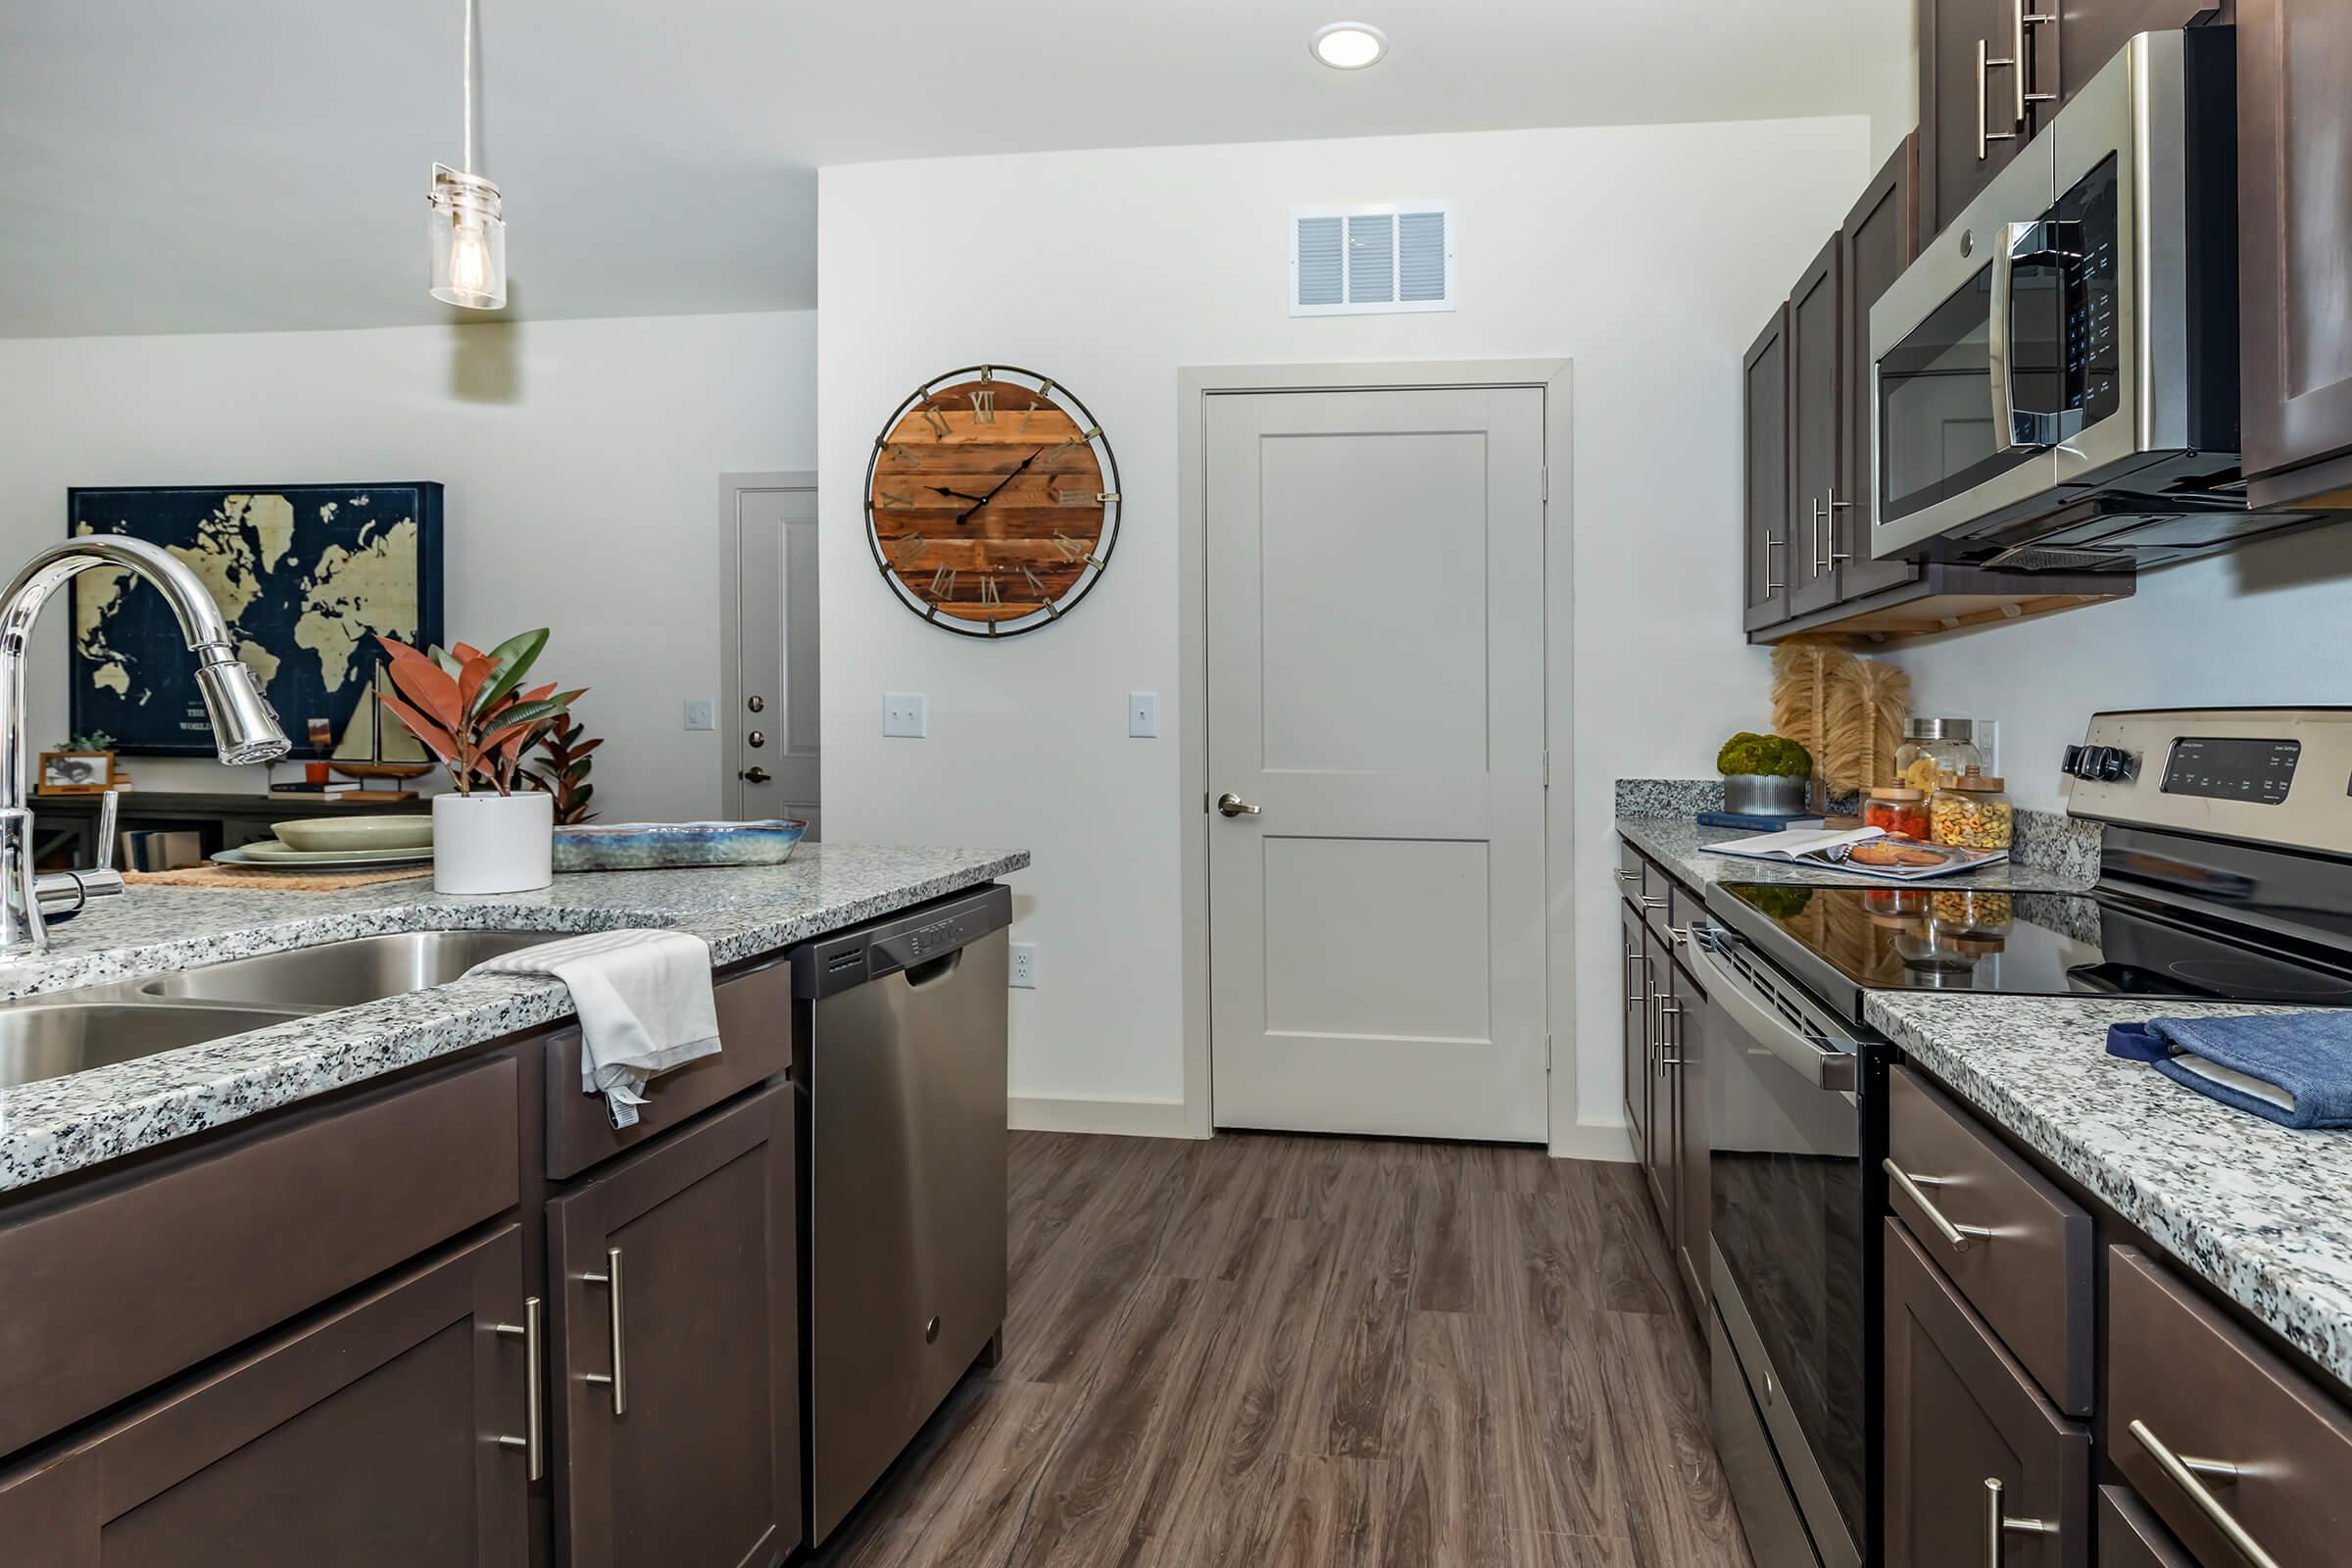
[789,883,1013,999]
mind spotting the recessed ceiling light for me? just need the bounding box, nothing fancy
[1310,22,1389,70]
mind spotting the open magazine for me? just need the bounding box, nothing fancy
[1700,826,2008,882]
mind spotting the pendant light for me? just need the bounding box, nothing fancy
[427,0,506,309]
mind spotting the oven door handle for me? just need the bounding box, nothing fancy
[1686,932,1857,1093]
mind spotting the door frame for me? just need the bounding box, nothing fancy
[717,471,818,823]
[1176,360,1576,1149]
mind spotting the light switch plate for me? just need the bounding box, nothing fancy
[1009,942,1037,988]
[682,699,714,731]
[1129,692,1158,739]
[882,692,927,739]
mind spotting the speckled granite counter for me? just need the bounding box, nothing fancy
[0,844,1026,1194]
[1868,992,2352,1387]
[1617,812,2096,895]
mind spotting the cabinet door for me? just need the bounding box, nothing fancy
[2240,0,2352,502]
[1838,136,1924,602]
[1622,902,1650,1168]
[1788,234,1845,616]
[2041,3,2229,134]
[1665,951,1710,1320]
[1640,928,1675,1229]
[1884,1220,2089,1568]
[0,1225,531,1566]
[549,1086,799,1568]
[1920,0,2038,242]
[1742,305,1792,632]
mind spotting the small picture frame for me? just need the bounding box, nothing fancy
[37,751,117,796]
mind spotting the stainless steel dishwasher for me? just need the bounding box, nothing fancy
[789,882,1010,1545]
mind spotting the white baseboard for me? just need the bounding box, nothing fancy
[1008,1095,1200,1139]
[1548,1117,1638,1163]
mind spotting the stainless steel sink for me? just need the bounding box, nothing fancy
[0,1003,308,1091]
[134,929,554,1008]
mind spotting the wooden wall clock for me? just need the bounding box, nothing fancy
[863,366,1121,637]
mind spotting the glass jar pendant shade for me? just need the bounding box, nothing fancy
[427,0,506,310]
[428,164,506,309]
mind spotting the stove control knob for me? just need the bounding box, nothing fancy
[2098,748,2133,782]
[2073,746,2106,779]
[2063,745,2084,777]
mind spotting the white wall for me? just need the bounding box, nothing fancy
[1890,525,2352,812]
[0,311,816,820]
[818,120,1871,1139]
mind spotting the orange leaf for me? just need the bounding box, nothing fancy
[458,653,497,715]
[380,642,462,729]
[373,690,460,763]
[452,641,484,662]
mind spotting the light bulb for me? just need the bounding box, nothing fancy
[448,220,492,296]
[427,164,507,309]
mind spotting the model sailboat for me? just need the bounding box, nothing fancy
[331,662,434,798]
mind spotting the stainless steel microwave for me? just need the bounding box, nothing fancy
[1868,29,2255,570]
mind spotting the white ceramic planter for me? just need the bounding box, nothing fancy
[432,791,555,895]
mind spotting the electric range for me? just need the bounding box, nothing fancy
[1691,708,2352,1568]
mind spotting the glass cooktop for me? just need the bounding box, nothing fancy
[1714,881,2352,1005]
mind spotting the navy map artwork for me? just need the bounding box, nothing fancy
[68,484,444,757]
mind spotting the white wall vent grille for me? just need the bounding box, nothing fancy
[1291,203,1453,317]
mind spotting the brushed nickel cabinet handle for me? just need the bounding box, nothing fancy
[1764,532,1785,594]
[1667,924,1693,947]
[1823,487,1852,563]
[1624,943,1643,993]
[1983,1478,2059,1568]
[581,1246,627,1416]
[1978,38,2019,160]
[1614,868,1641,885]
[493,1296,545,1481]
[1640,896,1669,911]
[2015,0,2057,122]
[1883,1158,1996,1252]
[2127,1420,2277,1568]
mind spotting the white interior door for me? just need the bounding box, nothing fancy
[724,481,820,831]
[1206,384,1548,1143]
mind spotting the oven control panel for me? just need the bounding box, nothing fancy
[2064,710,2352,856]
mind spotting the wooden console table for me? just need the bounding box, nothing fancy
[31,791,429,869]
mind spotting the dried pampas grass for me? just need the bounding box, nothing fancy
[1769,638,1855,763]
[1824,658,1911,792]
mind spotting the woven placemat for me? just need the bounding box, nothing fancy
[125,864,433,893]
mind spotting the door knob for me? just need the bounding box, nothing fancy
[739,766,771,784]
[747,730,766,749]
[1215,792,1261,818]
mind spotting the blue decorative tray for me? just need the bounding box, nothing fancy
[552,819,807,873]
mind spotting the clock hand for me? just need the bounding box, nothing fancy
[956,446,1050,524]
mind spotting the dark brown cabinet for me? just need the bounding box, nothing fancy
[1884,1219,2089,1568]
[1622,902,1650,1176]
[1664,950,1710,1319]
[1639,927,1673,1224]
[1615,847,1708,1324]
[0,1224,533,1566]
[2239,0,2352,505]
[1788,235,1846,617]
[1743,305,1791,632]
[549,1084,800,1568]
[1838,137,1923,601]
[1919,0,2038,242]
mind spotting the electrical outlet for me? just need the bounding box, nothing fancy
[1009,942,1038,989]
[682,699,714,731]
[1128,692,1158,739]
[882,692,927,739]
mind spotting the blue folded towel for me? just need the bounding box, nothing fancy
[2119,1012,2352,1130]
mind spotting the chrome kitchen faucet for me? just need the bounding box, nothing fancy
[0,537,289,957]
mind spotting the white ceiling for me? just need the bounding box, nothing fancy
[0,1,1911,337]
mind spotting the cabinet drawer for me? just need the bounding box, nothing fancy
[1615,841,1647,907]
[0,1053,518,1459]
[544,954,796,1180]
[2109,1245,2352,1568]
[1886,1067,2092,1414]
[1670,881,1707,951]
[1884,1219,2090,1568]
[2097,1488,2193,1568]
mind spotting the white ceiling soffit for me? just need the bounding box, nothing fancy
[0,1,1909,338]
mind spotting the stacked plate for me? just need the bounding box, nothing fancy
[210,814,435,872]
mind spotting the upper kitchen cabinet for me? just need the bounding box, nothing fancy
[2238,0,2352,507]
[1838,137,1924,602]
[1743,306,1792,633]
[1918,0,2227,246]
[1788,235,1846,619]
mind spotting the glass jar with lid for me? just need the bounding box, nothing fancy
[1895,716,1983,794]
[1862,786,1931,841]
[1931,768,2014,849]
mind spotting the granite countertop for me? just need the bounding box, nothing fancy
[1869,993,2352,1388]
[0,843,1027,1194]
[1616,813,2097,896]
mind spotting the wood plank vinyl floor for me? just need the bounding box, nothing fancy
[808,1131,1757,1568]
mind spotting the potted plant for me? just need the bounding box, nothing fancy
[374,630,584,894]
[1716,731,1814,816]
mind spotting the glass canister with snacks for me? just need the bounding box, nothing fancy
[1895,717,1983,794]
[1931,769,2014,849]
[1862,787,1931,841]
[1930,888,2013,938]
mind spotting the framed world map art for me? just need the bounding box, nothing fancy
[68,484,445,757]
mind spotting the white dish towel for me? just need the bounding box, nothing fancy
[467,929,722,1128]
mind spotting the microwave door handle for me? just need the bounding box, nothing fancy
[1987,226,2019,454]
[1685,933,1857,1093]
